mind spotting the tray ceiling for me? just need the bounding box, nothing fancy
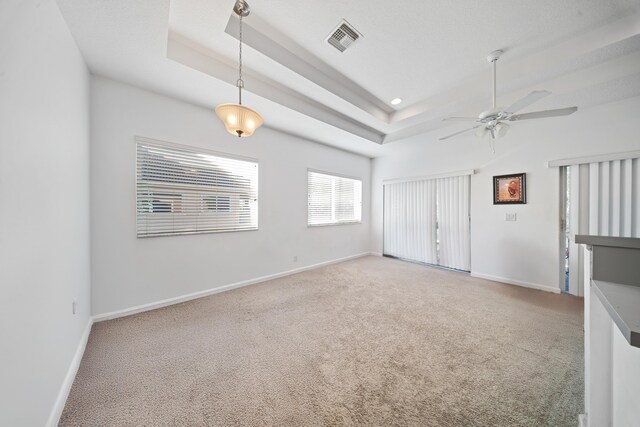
[57,0,640,157]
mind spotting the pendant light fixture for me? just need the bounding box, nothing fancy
[215,0,264,138]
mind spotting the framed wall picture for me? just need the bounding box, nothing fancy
[493,173,526,204]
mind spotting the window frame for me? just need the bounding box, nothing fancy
[135,136,259,238]
[307,168,363,227]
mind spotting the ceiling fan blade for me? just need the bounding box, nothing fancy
[442,117,478,122]
[508,106,578,121]
[505,90,551,113]
[439,125,481,141]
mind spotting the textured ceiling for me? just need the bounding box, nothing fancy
[56,0,640,157]
[0,0,22,34]
[232,0,638,105]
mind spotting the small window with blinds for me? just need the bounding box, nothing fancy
[136,138,258,237]
[308,170,362,226]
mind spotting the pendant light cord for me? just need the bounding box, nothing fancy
[237,12,244,105]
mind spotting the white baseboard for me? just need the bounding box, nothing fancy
[40,255,558,427]
[470,272,561,294]
[93,252,373,322]
[44,253,375,426]
[46,317,93,427]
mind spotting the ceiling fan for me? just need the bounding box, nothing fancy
[440,50,578,150]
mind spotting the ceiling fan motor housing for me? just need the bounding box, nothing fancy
[478,108,505,121]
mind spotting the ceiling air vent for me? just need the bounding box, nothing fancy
[326,19,362,52]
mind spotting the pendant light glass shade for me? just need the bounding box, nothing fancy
[215,103,264,137]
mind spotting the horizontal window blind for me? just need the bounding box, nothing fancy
[136,139,258,237]
[308,171,362,226]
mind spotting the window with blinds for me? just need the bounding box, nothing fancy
[308,170,362,226]
[136,138,258,237]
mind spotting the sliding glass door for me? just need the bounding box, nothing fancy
[436,176,471,271]
[383,174,471,271]
[560,156,640,296]
[383,180,438,264]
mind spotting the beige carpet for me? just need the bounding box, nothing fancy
[60,256,583,426]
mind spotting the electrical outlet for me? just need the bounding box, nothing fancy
[293,255,298,262]
[505,213,517,221]
[72,299,77,315]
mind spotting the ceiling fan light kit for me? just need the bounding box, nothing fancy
[215,0,264,138]
[440,49,578,151]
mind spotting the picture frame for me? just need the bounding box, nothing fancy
[493,173,526,204]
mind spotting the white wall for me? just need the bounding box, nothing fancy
[372,95,640,291]
[90,76,371,316]
[0,1,91,426]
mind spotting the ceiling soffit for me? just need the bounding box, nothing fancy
[168,7,640,145]
[56,0,640,153]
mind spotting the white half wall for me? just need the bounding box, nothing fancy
[0,1,91,426]
[90,76,371,316]
[371,95,640,292]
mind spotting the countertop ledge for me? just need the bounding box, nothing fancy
[592,280,640,348]
[576,235,640,249]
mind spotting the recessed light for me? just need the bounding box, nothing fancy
[390,98,403,105]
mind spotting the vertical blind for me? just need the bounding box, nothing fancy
[437,176,471,271]
[384,174,471,271]
[564,156,639,295]
[567,157,640,238]
[136,138,258,237]
[383,180,438,264]
[308,171,362,226]
[583,158,640,237]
